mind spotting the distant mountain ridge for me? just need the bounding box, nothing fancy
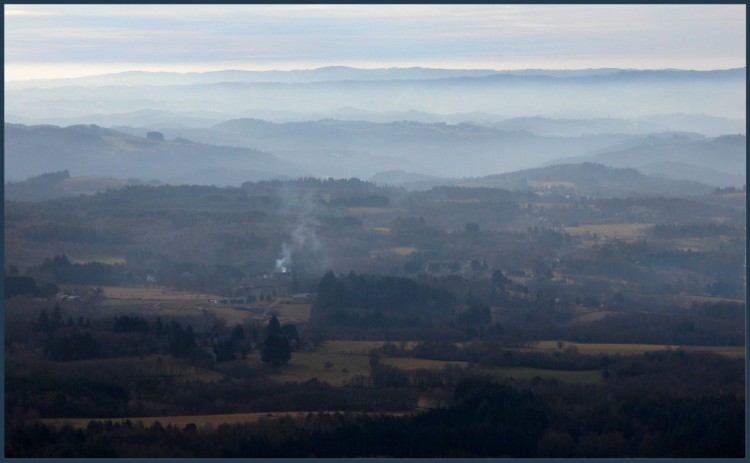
[7,66,745,122]
[551,134,746,187]
[6,66,744,90]
[4,123,299,186]
[3,66,663,89]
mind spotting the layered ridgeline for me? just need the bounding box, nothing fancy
[5,121,744,197]
[5,67,745,191]
[4,123,300,186]
[6,67,745,121]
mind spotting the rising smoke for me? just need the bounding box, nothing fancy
[274,215,322,272]
[273,187,325,273]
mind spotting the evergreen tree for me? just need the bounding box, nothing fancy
[36,309,50,333]
[261,316,291,367]
[51,304,64,330]
[231,324,245,341]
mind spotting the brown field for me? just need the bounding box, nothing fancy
[672,294,745,305]
[528,181,577,189]
[274,303,313,323]
[564,223,653,240]
[381,357,467,370]
[391,246,418,255]
[99,286,220,301]
[346,207,395,216]
[42,410,410,430]
[92,286,313,325]
[676,346,746,358]
[102,135,138,151]
[570,311,624,323]
[204,306,263,325]
[367,227,392,234]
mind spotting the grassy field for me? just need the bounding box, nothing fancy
[266,351,371,386]
[481,366,601,384]
[266,341,395,386]
[275,303,312,323]
[346,207,395,216]
[258,341,442,386]
[530,340,745,358]
[71,257,127,265]
[676,345,746,358]
[317,340,394,354]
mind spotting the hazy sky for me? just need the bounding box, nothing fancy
[4,4,746,81]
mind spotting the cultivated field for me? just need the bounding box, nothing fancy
[482,366,602,385]
[81,286,314,325]
[564,223,653,241]
[254,341,444,386]
[71,257,127,265]
[274,303,312,323]
[346,207,396,216]
[569,310,625,323]
[531,340,745,358]
[99,286,220,301]
[528,181,577,189]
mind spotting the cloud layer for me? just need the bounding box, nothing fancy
[4,5,746,80]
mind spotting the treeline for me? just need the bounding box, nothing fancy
[21,222,130,244]
[34,308,204,361]
[560,240,745,298]
[313,271,457,327]
[502,309,745,347]
[371,340,745,391]
[7,378,743,458]
[28,254,251,291]
[36,255,126,286]
[5,372,418,426]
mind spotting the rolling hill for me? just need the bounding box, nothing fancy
[4,123,299,186]
[550,134,746,187]
[458,163,716,198]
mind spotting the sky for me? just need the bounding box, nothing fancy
[4,4,746,81]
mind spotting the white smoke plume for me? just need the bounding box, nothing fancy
[275,242,292,273]
[274,187,325,273]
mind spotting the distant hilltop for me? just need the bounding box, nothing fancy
[6,66,745,88]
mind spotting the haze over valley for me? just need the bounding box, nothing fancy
[4,5,746,459]
[4,66,746,188]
